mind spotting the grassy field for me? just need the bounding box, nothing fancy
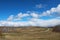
[0,27,60,40]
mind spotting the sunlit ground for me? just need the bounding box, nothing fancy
[0,27,60,40]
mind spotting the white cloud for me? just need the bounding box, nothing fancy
[29,18,60,27]
[7,12,39,21]
[0,4,60,27]
[7,15,14,21]
[36,4,42,8]
[36,4,47,9]
[15,12,29,20]
[50,8,56,13]
[17,12,29,18]
[41,4,60,17]
[30,12,39,18]
[7,12,30,21]
[56,4,60,13]
[0,18,60,27]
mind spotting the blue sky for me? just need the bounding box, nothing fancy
[0,0,60,27]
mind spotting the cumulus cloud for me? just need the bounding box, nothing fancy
[7,15,14,21]
[7,12,40,21]
[7,12,30,21]
[0,18,60,27]
[30,12,39,18]
[17,12,29,18]
[41,4,60,17]
[0,4,60,27]
[29,18,60,27]
[15,12,29,20]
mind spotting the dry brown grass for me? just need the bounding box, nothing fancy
[0,27,60,40]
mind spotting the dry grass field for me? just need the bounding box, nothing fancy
[0,27,60,40]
